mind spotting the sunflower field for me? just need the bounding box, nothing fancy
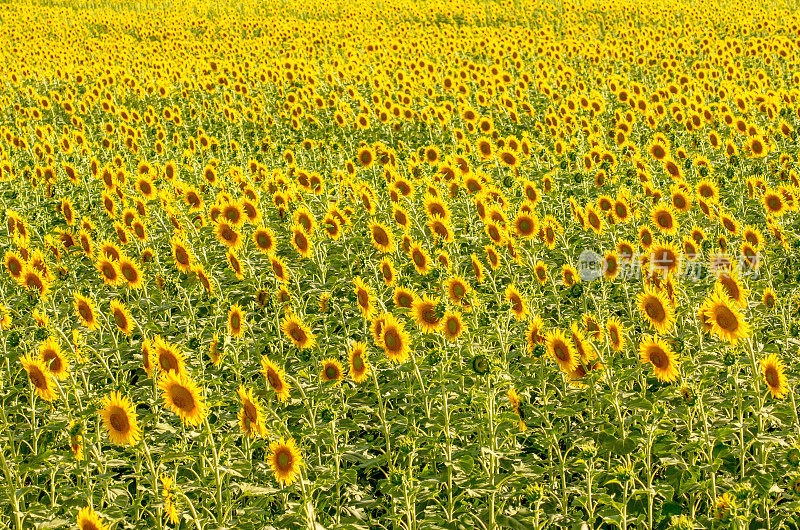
[3,0,800,528]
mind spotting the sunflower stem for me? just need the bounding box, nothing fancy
[203,416,223,525]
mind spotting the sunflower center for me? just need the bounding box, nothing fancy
[109,407,130,433]
[325,366,338,379]
[714,305,739,332]
[447,319,458,334]
[29,367,46,389]
[79,303,92,322]
[384,329,400,350]
[358,290,369,308]
[373,228,388,246]
[644,298,666,323]
[765,367,778,387]
[553,341,569,361]
[649,347,668,369]
[277,449,292,470]
[170,385,195,412]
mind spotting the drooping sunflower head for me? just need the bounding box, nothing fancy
[21,354,57,402]
[237,385,265,438]
[261,355,291,402]
[761,353,788,399]
[39,336,69,379]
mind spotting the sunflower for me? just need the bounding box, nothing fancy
[639,335,680,382]
[379,313,411,363]
[353,276,374,318]
[291,225,313,258]
[368,220,394,253]
[701,286,751,345]
[261,355,292,402]
[637,285,675,334]
[534,260,548,285]
[159,371,206,426]
[504,285,529,320]
[3,250,24,280]
[650,204,678,235]
[546,330,578,373]
[605,317,626,352]
[252,226,276,254]
[581,313,604,341]
[441,311,464,342]
[379,257,397,287]
[118,256,143,289]
[761,354,788,399]
[101,391,141,445]
[270,255,291,282]
[393,286,416,310]
[762,188,786,216]
[562,264,579,287]
[227,304,246,338]
[525,316,545,354]
[39,336,69,379]
[77,506,109,530]
[21,355,57,401]
[170,237,194,273]
[762,287,777,308]
[320,358,344,383]
[281,313,316,350]
[648,240,681,276]
[348,342,370,383]
[715,269,748,306]
[444,276,471,305]
[154,336,186,375]
[214,221,242,250]
[268,437,304,486]
[74,292,99,330]
[22,266,50,297]
[409,242,432,275]
[109,299,133,336]
[411,295,442,333]
[237,385,266,437]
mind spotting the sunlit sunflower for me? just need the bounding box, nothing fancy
[109,299,133,336]
[77,506,109,530]
[368,220,394,253]
[639,335,680,382]
[214,221,242,250]
[637,285,675,334]
[353,276,374,318]
[546,329,578,373]
[411,295,442,333]
[170,237,194,273]
[227,304,246,338]
[281,313,316,350]
[348,342,370,383]
[320,358,344,383]
[393,286,416,310]
[21,355,57,401]
[762,287,777,308]
[409,242,432,275]
[101,391,141,445]
[379,257,397,287]
[504,284,529,321]
[441,311,464,342]
[606,317,626,352]
[761,354,788,399]
[154,336,186,375]
[268,437,304,486]
[74,292,98,330]
[443,276,471,305]
[159,371,207,426]
[525,316,545,354]
[39,336,69,379]
[650,204,678,235]
[118,256,143,289]
[701,286,751,345]
[261,355,292,402]
[253,226,276,254]
[237,385,266,437]
[291,225,313,258]
[379,313,411,363]
[270,255,291,282]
